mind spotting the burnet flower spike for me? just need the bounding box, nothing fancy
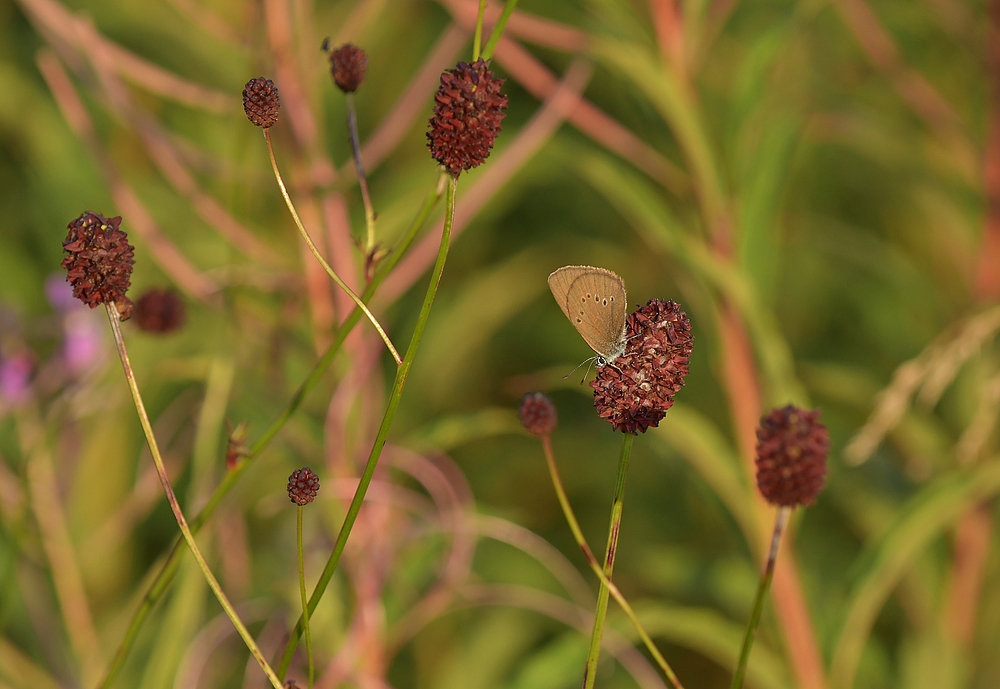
[329,43,367,93]
[288,467,321,687]
[591,299,694,434]
[61,211,135,320]
[731,405,830,689]
[65,210,285,687]
[427,58,508,177]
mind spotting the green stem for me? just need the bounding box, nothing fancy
[264,128,402,365]
[541,436,684,689]
[582,432,634,689]
[730,506,790,689]
[104,304,283,689]
[481,0,519,61]
[276,174,459,678]
[345,93,376,253]
[96,173,445,689]
[473,0,486,61]
[297,506,313,688]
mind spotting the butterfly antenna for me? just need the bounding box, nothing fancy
[579,357,598,385]
[561,356,597,383]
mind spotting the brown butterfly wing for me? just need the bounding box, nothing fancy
[547,266,628,359]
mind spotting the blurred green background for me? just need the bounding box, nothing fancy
[1,0,999,687]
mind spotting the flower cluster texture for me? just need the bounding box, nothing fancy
[427,58,508,177]
[329,44,367,93]
[519,392,558,437]
[591,299,693,434]
[134,289,186,334]
[243,77,280,128]
[755,405,829,507]
[287,467,320,506]
[62,211,134,310]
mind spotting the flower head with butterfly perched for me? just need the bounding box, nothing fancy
[548,266,693,434]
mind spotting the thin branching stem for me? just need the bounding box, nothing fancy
[104,304,283,689]
[264,128,402,365]
[96,173,446,689]
[730,506,790,689]
[583,432,634,689]
[276,174,459,678]
[541,435,685,689]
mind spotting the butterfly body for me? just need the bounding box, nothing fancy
[547,265,628,365]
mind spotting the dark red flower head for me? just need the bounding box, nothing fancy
[755,405,829,507]
[243,77,280,128]
[426,58,507,177]
[61,211,134,312]
[134,288,185,334]
[519,392,558,437]
[287,467,320,506]
[329,44,367,93]
[591,299,693,434]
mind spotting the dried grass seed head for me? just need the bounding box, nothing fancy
[61,211,134,310]
[287,467,320,506]
[755,405,829,507]
[519,392,558,437]
[243,77,280,128]
[329,43,367,93]
[591,299,693,434]
[426,58,508,177]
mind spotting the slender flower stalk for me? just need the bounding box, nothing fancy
[583,432,634,689]
[730,507,790,689]
[96,173,446,689]
[288,468,320,688]
[345,92,376,254]
[275,175,459,678]
[104,303,283,689]
[473,0,486,61]
[263,129,402,365]
[538,432,685,689]
[481,0,520,61]
[731,405,829,688]
[297,507,312,687]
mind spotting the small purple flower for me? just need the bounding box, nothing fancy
[63,310,103,373]
[0,354,33,404]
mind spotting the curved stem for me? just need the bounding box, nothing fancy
[96,173,446,689]
[264,128,402,365]
[297,506,314,688]
[105,304,283,689]
[730,507,790,689]
[276,174,459,678]
[345,93,376,253]
[541,436,685,689]
[582,432,634,689]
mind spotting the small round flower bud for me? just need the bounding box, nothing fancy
[115,296,134,322]
[243,77,280,128]
[755,405,829,507]
[61,211,134,309]
[329,44,367,93]
[134,288,185,333]
[591,299,693,434]
[426,58,508,177]
[519,392,558,437]
[287,467,320,506]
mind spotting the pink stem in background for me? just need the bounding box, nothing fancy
[17,0,231,112]
[37,50,218,301]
